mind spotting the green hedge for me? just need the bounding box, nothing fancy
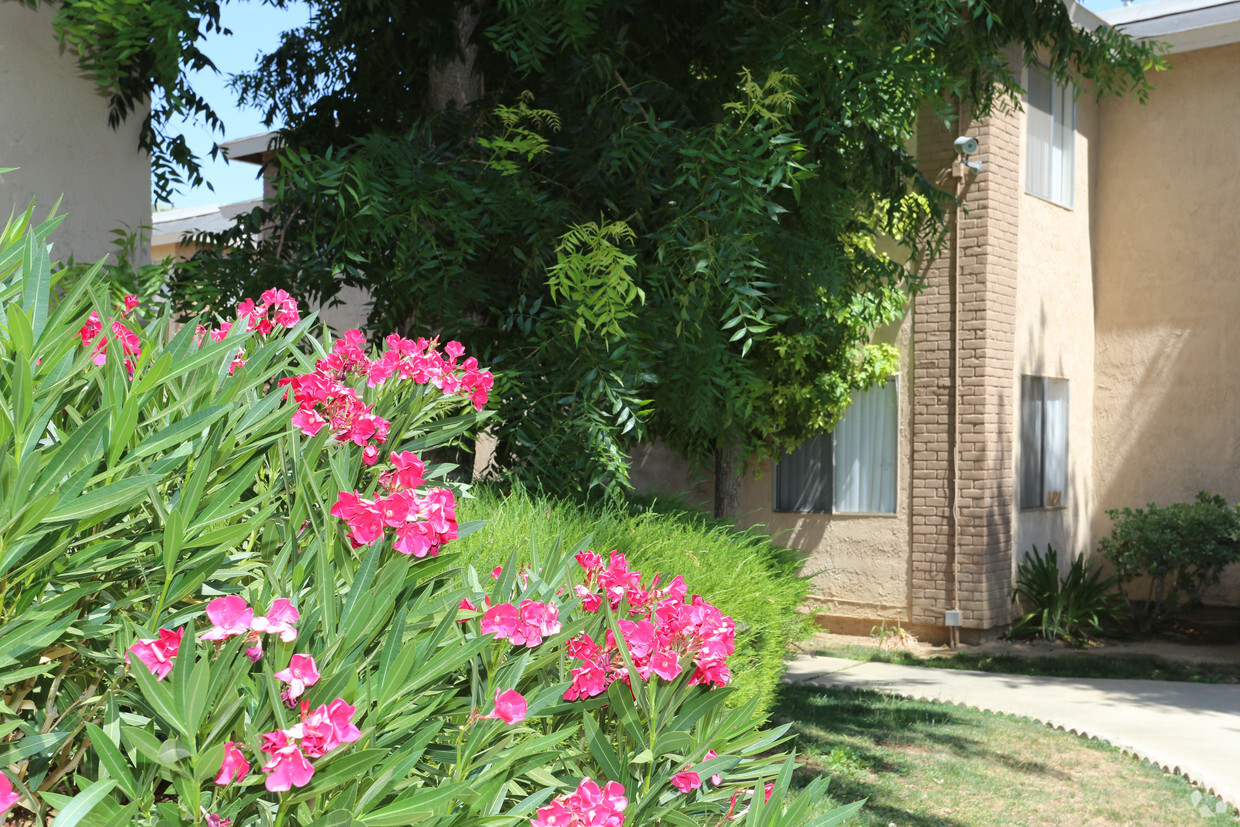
[455,485,813,717]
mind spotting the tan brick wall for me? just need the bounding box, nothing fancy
[911,103,1020,630]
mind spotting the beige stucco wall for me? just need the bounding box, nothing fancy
[0,2,149,264]
[1093,43,1240,604]
[1012,78,1099,570]
[630,316,915,624]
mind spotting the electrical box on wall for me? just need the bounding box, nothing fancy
[944,610,962,627]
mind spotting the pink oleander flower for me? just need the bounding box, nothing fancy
[275,654,321,706]
[299,699,361,758]
[199,595,254,641]
[0,773,18,816]
[205,815,233,827]
[671,771,701,794]
[704,749,722,785]
[126,628,184,681]
[245,641,264,662]
[483,689,527,725]
[563,561,734,700]
[123,295,140,313]
[531,778,626,827]
[215,741,250,785]
[259,730,315,792]
[382,451,426,491]
[251,599,299,642]
[481,599,560,647]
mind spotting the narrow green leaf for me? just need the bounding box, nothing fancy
[84,723,137,801]
[45,474,165,522]
[49,779,117,827]
[129,404,232,461]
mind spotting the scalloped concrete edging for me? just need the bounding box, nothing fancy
[784,655,1239,809]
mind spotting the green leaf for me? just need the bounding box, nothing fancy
[361,781,475,826]
[84,723,137,801]
[128,404,233,462]
[45,474,165,522]
[49,779,117,827]
[0,731,69,766]
[583,712,624,783]
[128,652,188,737]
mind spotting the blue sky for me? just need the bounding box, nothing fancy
[166,0,1152,208]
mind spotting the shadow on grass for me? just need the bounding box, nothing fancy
[771,684,1070,827]
[808,644,1240,684]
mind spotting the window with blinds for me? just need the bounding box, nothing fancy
[1026,64,1075,208]
[774,380,898,514]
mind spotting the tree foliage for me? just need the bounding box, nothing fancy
[55,0,1163,503]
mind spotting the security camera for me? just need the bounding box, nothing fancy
[954,136,979,156]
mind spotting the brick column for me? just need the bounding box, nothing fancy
[911,103,1020,633]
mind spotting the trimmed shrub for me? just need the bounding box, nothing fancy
[454,486,814,717]
[1099,492,1240,632]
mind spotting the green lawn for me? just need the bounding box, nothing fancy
[772,685,1238,826]
[805,642,1240,685]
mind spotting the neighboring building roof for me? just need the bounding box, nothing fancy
[1100,0,1240,52]
[218,132,280,166]
[151,199,264,249]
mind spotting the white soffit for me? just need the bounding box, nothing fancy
[218,132,280,165]
[1100,0,1240,53]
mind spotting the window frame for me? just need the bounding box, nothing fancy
[772,379,899,516]
[1019,375,1069,511]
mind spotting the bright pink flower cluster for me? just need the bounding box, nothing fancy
[330,451,458,556]
[530,777,627,827]
[126,628,184,681]
[573,551,687,616]
[480,599,562,647]
[79,298,143,377]
[564,553,735,701]
[216,699,361,793]
[198,595,299,662]
[278,331,493,461]
[194,289,302,374]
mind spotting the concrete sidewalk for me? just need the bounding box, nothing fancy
[785,655,1240,808]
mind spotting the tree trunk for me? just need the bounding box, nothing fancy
[427,0,486,112]
[714,430,744,520]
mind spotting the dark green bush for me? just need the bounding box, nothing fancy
[455,485,814,717]
[1098,492,1240,631]
[1009,545,1119,646]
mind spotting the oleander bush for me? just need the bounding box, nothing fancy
[0,202,856,827]
[454,486,813,718]
[1099,492,1240,632]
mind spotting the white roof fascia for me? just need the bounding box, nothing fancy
[218,132,281,165]
[1100,0,1240,53]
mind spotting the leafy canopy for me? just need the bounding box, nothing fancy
[54,0,1163,499]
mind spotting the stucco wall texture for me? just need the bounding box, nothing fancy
[1093,42,1240,604]
[1014,81,1099,569]
[0,3,149,264]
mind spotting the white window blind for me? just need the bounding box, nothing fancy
[1026,64,1075,208]
[1020,375,1069,509]
[774,380,898,514]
